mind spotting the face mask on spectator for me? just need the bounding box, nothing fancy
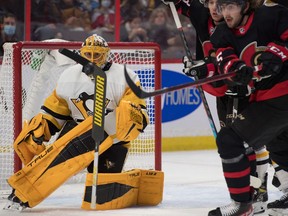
[102,0,111,8]
[4,25,16,36]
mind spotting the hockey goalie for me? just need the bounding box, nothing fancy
[4,34,164,211]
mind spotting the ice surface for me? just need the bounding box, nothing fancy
[0,150,282,216]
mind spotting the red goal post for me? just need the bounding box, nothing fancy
[0,41,162,191]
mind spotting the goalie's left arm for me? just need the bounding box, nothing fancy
[116,86,149,142]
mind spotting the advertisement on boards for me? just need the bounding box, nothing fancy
[161,63,220,150]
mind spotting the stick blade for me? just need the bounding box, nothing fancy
[59,48,90,66]
[124,64,150,99]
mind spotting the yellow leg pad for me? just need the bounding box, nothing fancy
[138,169,164,206]
[82,170,140,210]
[8,116,113,208]
[82,169,164,210]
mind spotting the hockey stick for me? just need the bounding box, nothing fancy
[169,2,217,138]
[125,65,236,98]
[59,48,107,209]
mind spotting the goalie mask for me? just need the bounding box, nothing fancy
[80,34,110,68]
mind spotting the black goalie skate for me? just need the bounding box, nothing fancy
[3,189,29,211]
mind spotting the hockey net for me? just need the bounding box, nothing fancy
[0,41,161,193]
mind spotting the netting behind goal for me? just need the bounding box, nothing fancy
[0,41,161,191]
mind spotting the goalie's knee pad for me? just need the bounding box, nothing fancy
[82,169,164,210]
[216,127,246,159]
[14,113,61,165]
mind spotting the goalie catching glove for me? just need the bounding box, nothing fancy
[182,56,216,79]
[116,100,148,142]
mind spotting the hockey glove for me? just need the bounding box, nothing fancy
[182,56,216,79]
[257,42,288,80]
[161,0,182,5]
[225,85,253,98]
[225,61,253,86]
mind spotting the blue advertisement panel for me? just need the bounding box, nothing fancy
[161,63,220,138]
[162,69,201,123]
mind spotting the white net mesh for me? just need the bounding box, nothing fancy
[0,41,161,190]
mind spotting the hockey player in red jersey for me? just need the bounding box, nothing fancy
[207,0,288,215]
[162,0,229,124]
[162,0,270,213]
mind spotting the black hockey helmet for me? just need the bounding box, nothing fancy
[217,0,247,7]
[217,0,250,14]
[199,0,209,7]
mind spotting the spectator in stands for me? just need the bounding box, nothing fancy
[90,0,115,41]
[79,0,100,14]
[0,1,24,23]
[31,0,61,24]
[35,0,91,41]
[33,24,63,41]
[143,0,164,18]
[147,7,176,52]
[121,0,150,22]
[120,11,148,42]
[0,12,19,56]
[30,0,63,41]
[58,0,91,32]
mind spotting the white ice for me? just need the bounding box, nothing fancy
[0,150,282,216]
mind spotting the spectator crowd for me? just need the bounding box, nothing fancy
[0,0,196,59]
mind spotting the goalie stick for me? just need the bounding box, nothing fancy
[59,48,107,209]
[168,2,217,138]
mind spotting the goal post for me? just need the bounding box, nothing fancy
[0,41,162,191]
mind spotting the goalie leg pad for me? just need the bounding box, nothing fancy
[8,116,113,208]
[82,169,164,210]
[87,143,129,173]
[82,170,140,210]
[138,169,164,206]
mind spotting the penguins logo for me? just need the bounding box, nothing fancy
[71,92,112,119]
